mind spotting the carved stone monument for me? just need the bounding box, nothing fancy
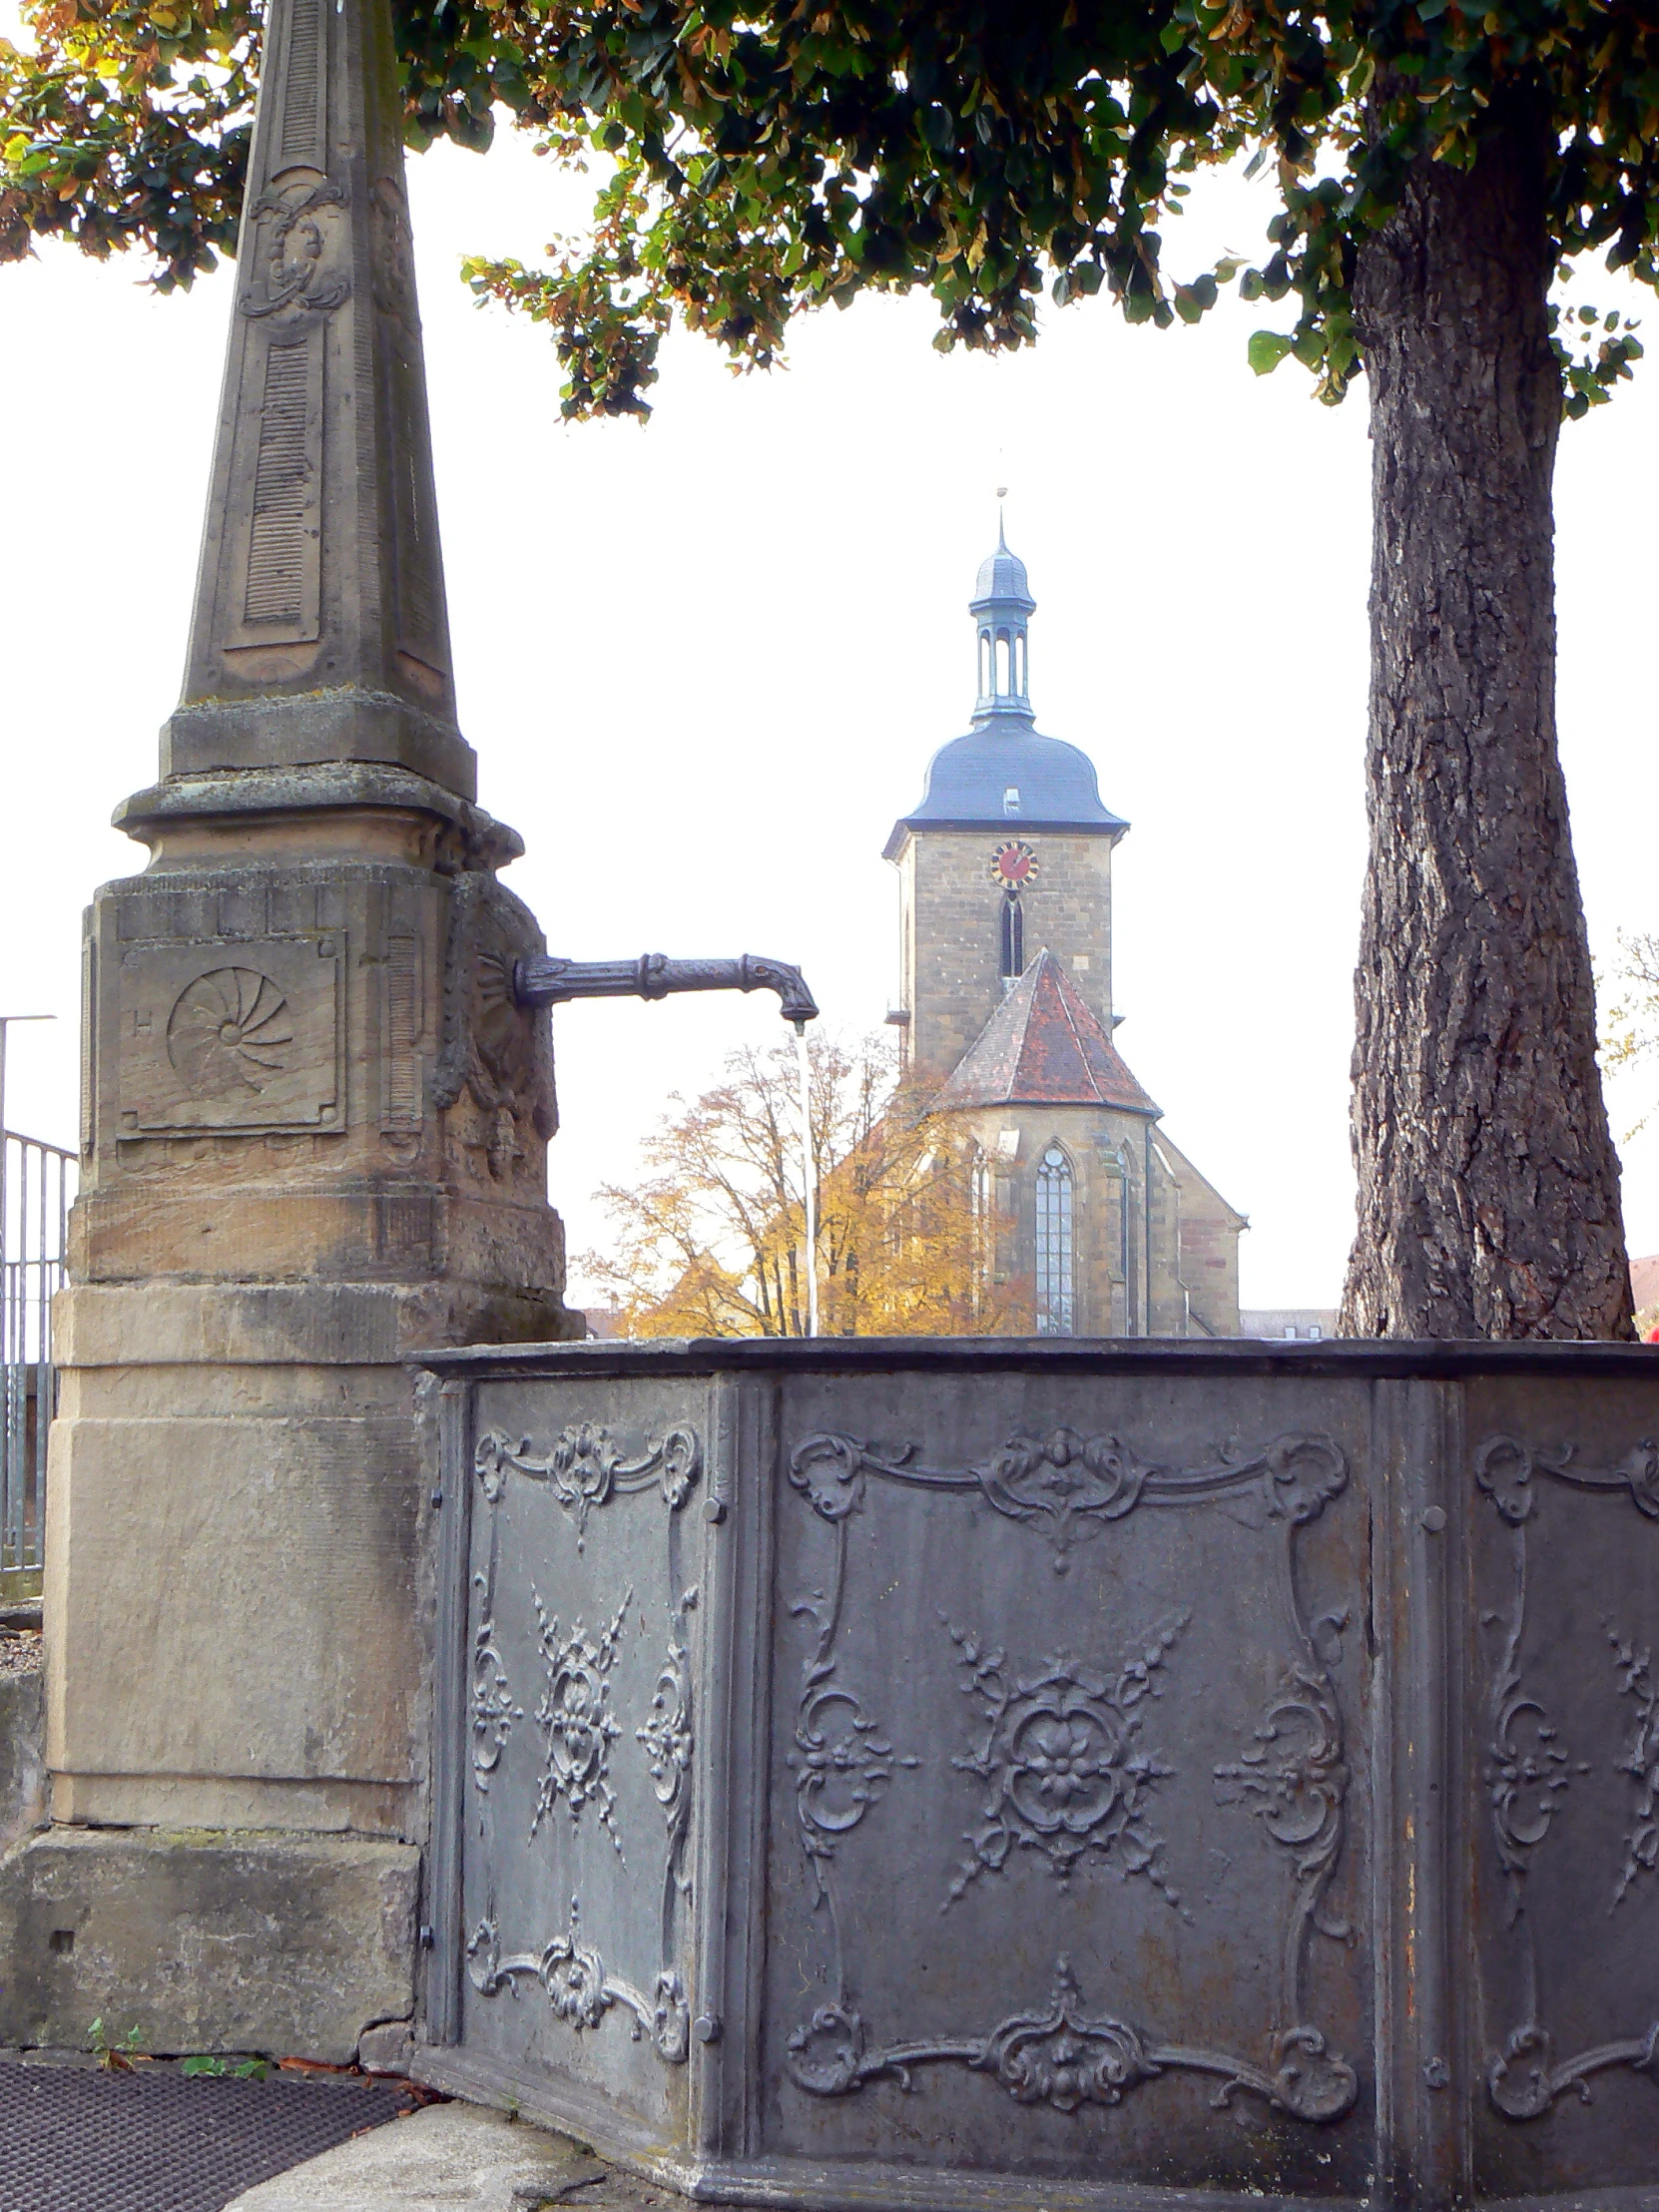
[0,0,577,2057]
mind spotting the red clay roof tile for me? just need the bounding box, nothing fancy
[931,950,1161,1115]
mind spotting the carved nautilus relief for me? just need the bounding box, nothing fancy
[167,967,293,1098]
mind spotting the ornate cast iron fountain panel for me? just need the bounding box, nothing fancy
[432,1382,709,2145]
[418,1341,1659,2212]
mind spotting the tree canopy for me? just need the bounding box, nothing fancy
[3,2,1654,418]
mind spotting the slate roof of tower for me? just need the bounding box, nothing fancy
[885,529,1128,851]
[932,950,1161,1116]
[972,538,1035,611]
[889,716,1127,847]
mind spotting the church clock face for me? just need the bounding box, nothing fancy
[990,838,1038,890]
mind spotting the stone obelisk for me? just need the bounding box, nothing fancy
[0,0,577,2058]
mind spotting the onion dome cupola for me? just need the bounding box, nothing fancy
[970,518,1037,727]
[884,528,1127,854]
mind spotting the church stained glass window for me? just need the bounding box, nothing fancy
[1035,1146,1074,1336]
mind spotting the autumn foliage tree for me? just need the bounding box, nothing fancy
[578,1030,1025,1340]
[1601,933,1659,1137]
[7,1,1659,1337]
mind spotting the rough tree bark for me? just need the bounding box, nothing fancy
[1340,90,1633,1342]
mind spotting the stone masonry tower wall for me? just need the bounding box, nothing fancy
[895,828,1116,1079]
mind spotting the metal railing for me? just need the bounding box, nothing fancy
[2,1129,76,1573]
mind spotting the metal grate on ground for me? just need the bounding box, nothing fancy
[0,2058,419,2212]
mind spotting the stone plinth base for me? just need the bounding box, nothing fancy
[46,1281,437,1834]
[0,1828,417,2060]
[0,1670,43,1860]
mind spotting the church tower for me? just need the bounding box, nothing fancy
[885,531,1244,1338]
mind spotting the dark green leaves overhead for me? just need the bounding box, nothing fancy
[3,0,1658,415]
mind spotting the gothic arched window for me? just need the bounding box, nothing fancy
[971,1150,993,1315]
[998,893,1024,982]
[1035,1145,1075,1336]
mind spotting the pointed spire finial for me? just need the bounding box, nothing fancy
[157,0,475,802]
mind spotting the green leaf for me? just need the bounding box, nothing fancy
[1247,329,1294,375]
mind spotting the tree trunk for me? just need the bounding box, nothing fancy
[1341,88,1632,1341]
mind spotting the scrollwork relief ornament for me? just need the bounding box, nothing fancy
[1611,1629,1659,1909]
[637,1593,696,1839]
[1475,1432,1659,1526]
[470,1604,521,1792]
[1475,1435,1659,2118]
[1215,1662,1350,1942]
[466,1899,690,2064]
[942,1612,1187,1913]
[433,873,556,1180]
[1484,1669,1583,1911]
[789,1683,918,1883]
[1213,1654,1358,2123]
[786,1957,1357,2123]
[528,1586,630,1855]
[787,1481,918,1899]
[975,1962,1161,2110]
[239,180,349,320]
[475,1421,701,1550]
[1476,1452,1585,1927]
[782,1413,1359,2132]
[789,1427,1346,1571]
[1488,2020,1659,2120]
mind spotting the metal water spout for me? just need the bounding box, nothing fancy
[514,952,818,1027]
[514,949,824,1336]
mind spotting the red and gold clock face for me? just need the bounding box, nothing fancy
[990,838,1038,890]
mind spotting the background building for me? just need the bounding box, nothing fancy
[885,530,1244,1337]
[1240,1308,1340,1341]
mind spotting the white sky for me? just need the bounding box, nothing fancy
[3,122,1657,1313]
